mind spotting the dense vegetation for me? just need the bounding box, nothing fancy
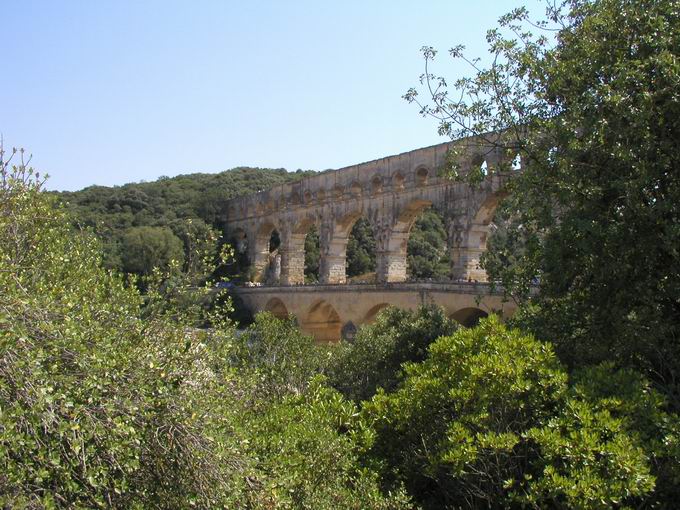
[58,167,448,284]
[4,0,680,507]
[57,167,314,276]
[407,0,680,402]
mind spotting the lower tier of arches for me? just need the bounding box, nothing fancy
[235,282,516,342]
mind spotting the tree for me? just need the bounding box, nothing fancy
[0,150,248,507]
[363,317,662,509]
[406,0,680,401]
[304,225,320,282]
[120,225,185,276]
[346,217,376,278]
[406,209,450,279]
[231,313,328,401]
[238,378,413,510]
[327,305,458,402]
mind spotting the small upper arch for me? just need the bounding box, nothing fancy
[415,165,429,186]
[371,176,383,195]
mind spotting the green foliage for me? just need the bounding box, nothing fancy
[0,154,247,507]
[58,167,315,276]
[231,313,328,401]
[304,225,320,282]
[408,0,680,401]
[239,377,414,510]
[120,225,184,275]
[566,363,680,505]
[347,217,376,278]
[328,305,458,402]
[363,317,661,509]
[406,209,450,279]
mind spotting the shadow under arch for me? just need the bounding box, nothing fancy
[303,299,342,342]
[472,190,509,231]
[264,297,289,319]
[225,227,250,282]
[450,307,489,328]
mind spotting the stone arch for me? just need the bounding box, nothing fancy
[511,153,522,171]
[350,181,362,198]
[450,307,488,328]
[264,297,289,319]
[363,303,390,324]
[376,199,433,283]
[303,299,342,342]
[231,227,248,255]
[406,207,449,280]
[227,227,251,281]
[450,190,507,282]
[319,210,369,284]
[252,221,280,282]
[303,190,312,204]
[415,166,429,186]
[317,189,326,202]
[470,153,491,178]
[289,191,302,207]
[333,184,344,199]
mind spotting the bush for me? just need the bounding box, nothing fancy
[239,377,414,510]
[328,305,458,402]
[232,312,328,401]
[363,317,662,509]
[0,155,246,507]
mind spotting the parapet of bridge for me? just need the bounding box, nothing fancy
[224,133,521,340]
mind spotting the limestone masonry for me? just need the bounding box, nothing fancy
[225,133,520,340]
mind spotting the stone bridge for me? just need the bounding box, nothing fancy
[224,133,521,340]
[235,282,516,342]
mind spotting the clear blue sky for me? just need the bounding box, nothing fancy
[2,0,543,191]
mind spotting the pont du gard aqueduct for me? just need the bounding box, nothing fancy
[225,133,522,341]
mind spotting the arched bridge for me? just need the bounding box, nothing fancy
[225,133,521,341]
[236,281,516,342]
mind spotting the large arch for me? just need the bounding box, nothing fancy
[319,211,372,284]
[406,207,449,280]
[264,297,289,319]
[250,221,280,282]
[302,299,342,342]
[376,199,432,283]
[227,227,250,282]
[451,190,507,282]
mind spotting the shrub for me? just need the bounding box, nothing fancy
[363,317,660,509]
[328,305,458,402]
